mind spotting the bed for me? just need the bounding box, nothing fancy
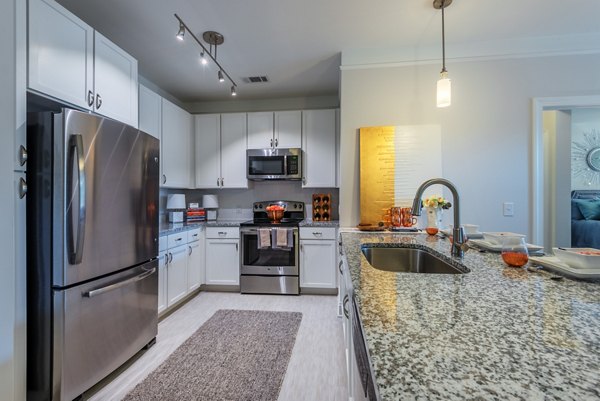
[571,190,600,248]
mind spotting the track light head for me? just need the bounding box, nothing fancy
[200,52,208,65]
[176,22,185,41]
[218,70,225,82]
[231,86,237,96]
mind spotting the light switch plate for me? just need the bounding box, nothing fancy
[503,202,514,216]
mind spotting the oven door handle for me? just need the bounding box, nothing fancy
[240,227,259,234]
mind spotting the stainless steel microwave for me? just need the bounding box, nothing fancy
[247,148,302,180]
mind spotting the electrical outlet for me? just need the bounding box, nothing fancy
[503,202,514,217]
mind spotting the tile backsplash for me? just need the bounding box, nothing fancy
[160,181,339,223]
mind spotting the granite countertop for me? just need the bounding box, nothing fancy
[160,222,205,236]
[340,232,600,401]
[205,219,245,227]
[159,219,247,235]
[299,219,340,228]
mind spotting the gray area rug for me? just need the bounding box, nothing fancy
[123,309,303,401]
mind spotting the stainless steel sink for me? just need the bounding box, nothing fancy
[361,246,469,274]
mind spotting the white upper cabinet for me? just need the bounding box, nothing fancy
[93,32,138,127]
[28,0,93,110]
[247,111,301,149]
[247,112,273,149]
[274,111,302,148]
[28,0,138,127]
[195,113,248,189]
[138,84,161,140]
[162,99,193,188]
[302,109,337,188]
[139,84,162,179]
[220,113,248,188]
[195,114,221,189]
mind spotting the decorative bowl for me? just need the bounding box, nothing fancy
[267,209,284,223]
[482,232,526,245]
[553,247,600,269]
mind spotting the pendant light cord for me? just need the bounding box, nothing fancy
[441,0,446,73]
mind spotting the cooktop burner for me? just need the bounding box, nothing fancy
[241,200,305,227]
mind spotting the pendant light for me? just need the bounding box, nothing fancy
[434,0,452,108]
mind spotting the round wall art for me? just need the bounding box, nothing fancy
[572,128,600,186]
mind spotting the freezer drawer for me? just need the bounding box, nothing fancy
[53,260,158,401]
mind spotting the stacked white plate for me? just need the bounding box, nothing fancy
[528,247,600,280]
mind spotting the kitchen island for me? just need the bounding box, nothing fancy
[340,231,599,401]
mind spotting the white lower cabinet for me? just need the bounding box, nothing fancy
[167,244,188,306]
[158,250,168,314]
[159,227,205,315]
[299,227,337,290]
[340,245,376,401]
[187,230,205,292]
[205,227,240,286]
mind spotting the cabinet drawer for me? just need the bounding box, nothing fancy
[159,235,168,252]
[187,228,202,242]
[167,232,187,248]
[300,227,336,240]
[206,227,240,239]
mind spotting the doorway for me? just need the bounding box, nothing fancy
[532,96,600,250]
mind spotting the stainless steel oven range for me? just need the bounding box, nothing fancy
[240,200,305,295]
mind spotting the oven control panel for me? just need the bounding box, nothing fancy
[253,200,304,212]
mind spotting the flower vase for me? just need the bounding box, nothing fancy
[425,207,442,235]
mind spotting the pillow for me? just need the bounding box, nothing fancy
[573,199,600,220]
[572,200,584,220]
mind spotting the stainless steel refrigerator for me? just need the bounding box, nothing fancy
[26,108,160,401]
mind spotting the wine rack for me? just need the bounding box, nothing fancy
[312,193,331,221]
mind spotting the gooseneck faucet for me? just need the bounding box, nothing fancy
[411,178,466,258]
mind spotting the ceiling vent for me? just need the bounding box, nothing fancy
[245,76,269,83]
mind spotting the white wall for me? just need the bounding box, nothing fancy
[543,110,572,249]
[339,53,600,237]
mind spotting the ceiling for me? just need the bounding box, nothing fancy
[56,0,600,103]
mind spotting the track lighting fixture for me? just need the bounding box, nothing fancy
[176,22,185,41]
[434,0,452,108]
[174,14,238,97]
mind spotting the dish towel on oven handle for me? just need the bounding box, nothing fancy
[272,228,293,250]
[258,228,271,249]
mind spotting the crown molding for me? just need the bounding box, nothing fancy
[341,33,600,70]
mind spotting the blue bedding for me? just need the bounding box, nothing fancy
[571,190,600,248]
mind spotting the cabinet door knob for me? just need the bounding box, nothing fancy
[221,177,224,187]
[270,138,273,147]
[312,232,322,237]
[188,245,192,255]
[217,178,220,186]
[275,138,278,147]
[18,145,28,166]
[18,177,27,199]
[235,243,238,252]
[162,174,167,184]
[338,260,343,274]
[87,90,94,107]
[95,93,102,109]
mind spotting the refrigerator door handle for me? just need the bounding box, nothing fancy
[82,267,156,298]
[67,134,87,264]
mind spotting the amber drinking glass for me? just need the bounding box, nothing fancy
[501,237,529,267]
